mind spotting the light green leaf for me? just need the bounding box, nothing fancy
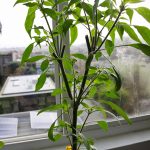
[105,40,114,56]
[27,55,45,62]
[79,133,91,150]
[38,104,64,115]
[41,59,49,71]
[14,0,32,6]
[122,23,141,42]
[21,43,34,64]
[24,2,37,7]
[97,121,108,131]
[100,100,132,124]
[100,0,112,9]
[88,86,97,97]
[36,72,47,91]
[42,8,58,20]
[72,53,87,60]
[0,141,4,149]
[134,25,150,45]
[70,25,78,46]
[129,43,150,56]
[52,88,63,96]
[53,0,68,8]
[25,6,37,37]
[126,8,133,24]
[68,0,80,7]
[136,7,150,23]
[116,24,124,40]
[124,0,143,4]
[95,51,102,61]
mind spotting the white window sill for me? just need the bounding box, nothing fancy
[2,114,150,150]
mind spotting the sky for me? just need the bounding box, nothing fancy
[0,0,150,49]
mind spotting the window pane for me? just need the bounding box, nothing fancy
[0,0,56,138]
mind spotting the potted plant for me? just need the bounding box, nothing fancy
[13,0,150,150]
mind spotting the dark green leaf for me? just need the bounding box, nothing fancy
[116,24,124,40]
[38,104,64,115]
[48,121,62,142]
[122,23,141,42]
[72,53,87,60]
[136,7,150,23]
[68,0,80,7]
[82,2,93,20]
[97,121,108,131]
[124,0,143,4]
[21,43,34,64]
[25,6,37,37]
[42,8,58,20]
[129,43,150,56]
[36,72,47,91]
[63,19,74,35]
[52,88,63,96]
[100,100,132,124]
[134,25,150,45]
[126,8,133,24]
[70,25,78,46]
[41,59,49,71]
[105,40,114,56]
[0,141,4,149]
[24,2,37,7]
[27,55,45,62]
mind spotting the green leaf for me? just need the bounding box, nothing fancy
[97,121,108,131]
[53,0,68,8]
[82,2,93,20]
[25,6,37,37]
[134,25,150,45]
[105,40,114,56]
[38,104,64,115]
[95,51,102,61]
[100,100,132,124]
[48,121,62,142]
[42,8,58,20]
[52,88,63,96]
[0,141,4,149]
[63,19,74,35]
[24,2,37,7]
[70,25,78,46]
[21,43,34,64]
[72,53,87,60]
[68,0,80,7]
[126,8,133,24]
[122,23,141,42]
[41,59,49,71]
[129,43,150,56]
[27,55,45,62]
[14,0,32,6]
[79,133,91,150]
[100,0,112,9]
[116,24,124,40]
[136,7,150,23]
[36,72,47,91]
[88,86,97,97]
[124,0,143,4]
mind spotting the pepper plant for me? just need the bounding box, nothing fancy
[15,0,150,150]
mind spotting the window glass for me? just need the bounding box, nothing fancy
[70,0,150,124]
[0,0,56,138]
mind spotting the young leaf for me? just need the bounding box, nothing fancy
[116,24,124,40]
[21,43,34,64]
[129,43,150,56]
[70,25,78,46]
[124,0,143,4]
[126,8,133,24]
[27,55,45,62]
[25,6,37,37]
[72,53,87,60]
[134,25,150,45]
[100,100,132,124]
[122,23,141,42]
[97,121,108,132]
[136,7,150,23]
[36,72,47,91]
[105,40,114,56]
[41,59,49,71]
[0,141,4,149]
